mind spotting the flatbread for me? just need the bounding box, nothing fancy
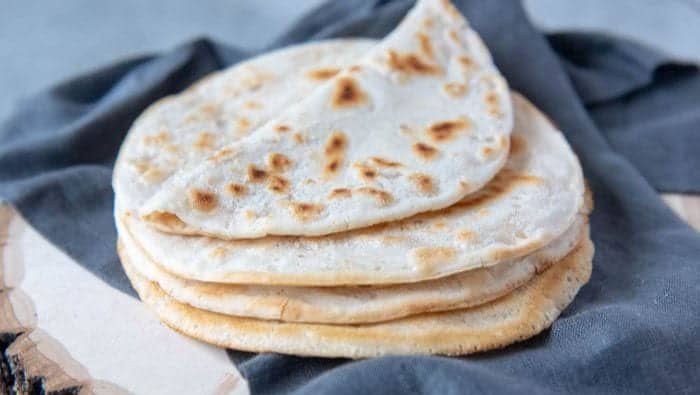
[139,0,513,238]
[118,94,584,286]
[119,230,594,358]
[113,38,376,212]
[117,215,587,323]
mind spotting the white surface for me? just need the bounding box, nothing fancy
[4,209,248,395]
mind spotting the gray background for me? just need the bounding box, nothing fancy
[2,0,699,123]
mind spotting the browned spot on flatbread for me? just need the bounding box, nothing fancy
[485,90,499,105]
[182,113,201,125]
[399,124,418,138]
[143,131,170,146]
[275,124,291,133]
[209,147,235,163]
[237,117,252,133]
[409,173,436,195]
[354,163,378,181]
[323,158,343,179]
[413,246,456,274]
[194,131,215,150]
[164,144,179,153]
[348,65,363,73]
[292,132,305,144]
[200,102,218,115]
[422,17,434,29]
[481,146,496,158]
[129,159,150,174]
[241,70,273,91]
[412,142,439,160]
[226,183,247,197]
[443,82,467,97]
[187,189,218,212]
[427,118,470,143]
[243,209,257,220]
[369,157,402,168]
[209,247,229,260]
[328,188,352,199]
[458,56,475,71]
[247,165,268,183]
[141,167,165,183]
[416,32,433,58]
[356,187,394,207]
[387,49,441,75]
[382,235,407,245]
[143,211,186,230]
[433,222,448,230]
[448,29,461,44]
[323,131,348,179]
[267,153,292,173]
[487,237,544,262]
[457,229,475,241]
[456,169,545,209]
[306,67,340,80]
[244,100,262,109]
[484,91,503,117]
[267,175,290,194]
[325,131,348,155]
[331,76,368,109]
[289,202,324,222]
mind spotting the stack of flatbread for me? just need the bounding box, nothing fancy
[113,0,593,358]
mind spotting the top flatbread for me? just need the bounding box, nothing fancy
[139,0,513,238]
[117,93,585,286]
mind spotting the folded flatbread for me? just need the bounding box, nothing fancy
[139,0,513,238]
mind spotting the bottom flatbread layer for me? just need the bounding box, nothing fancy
[119,232,593,358]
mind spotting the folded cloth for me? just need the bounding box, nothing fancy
[1,0,699,394]
[549,32,700,193]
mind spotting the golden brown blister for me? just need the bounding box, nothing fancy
[289,202,325,222]
[412,142,440,160]
[187,189,218,213]
[306,67,341,80]
[267,153,293,173]
[427,118,470,142]
[331,77,369,109]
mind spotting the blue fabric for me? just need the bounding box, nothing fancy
[1,1,699,393]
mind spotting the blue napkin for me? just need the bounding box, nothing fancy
[1,1,699,393]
